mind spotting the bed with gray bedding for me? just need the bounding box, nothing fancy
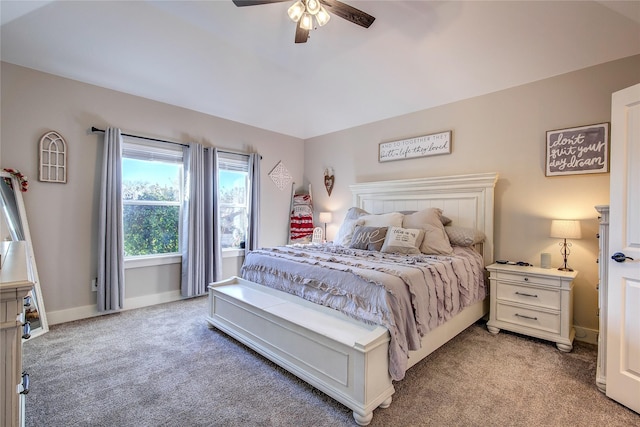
[241,244,486,381]
[206,173,498,425]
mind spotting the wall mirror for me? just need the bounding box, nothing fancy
[0,171,48,337]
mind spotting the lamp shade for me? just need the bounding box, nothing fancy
[287,0,305,22]
[319,212,332,224]
[550,220,581,239]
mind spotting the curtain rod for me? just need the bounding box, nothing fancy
[90,127,257,158]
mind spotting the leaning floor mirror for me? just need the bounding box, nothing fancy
[0,171,48,337]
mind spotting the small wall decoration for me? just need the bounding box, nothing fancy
[39,131,67,183]
[379,130,451,162]
[324,167,334,196]
[268,161,293,191]
[545,122,609,176]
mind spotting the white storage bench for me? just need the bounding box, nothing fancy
[206,276,394,425]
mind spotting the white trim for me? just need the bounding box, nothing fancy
[125,254,181,269]
[47,290,183,325]
[574,325,598,345]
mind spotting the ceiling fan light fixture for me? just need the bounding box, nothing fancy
[300,12,314,30]
[287,0,305,22]
[316,6,330,26]
[306,0,321,15]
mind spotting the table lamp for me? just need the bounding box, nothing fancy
[550,219,581,271]
[318,212,332,242]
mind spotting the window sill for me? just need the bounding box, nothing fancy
[223,249,245,258]
[124,250,243,269]
[125,254,181,269]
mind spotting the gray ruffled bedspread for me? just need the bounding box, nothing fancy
[240,244,486,381]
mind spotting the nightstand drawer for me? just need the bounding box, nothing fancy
[495,303,561,334]
[496,282,561,310]
[494,271,562,287]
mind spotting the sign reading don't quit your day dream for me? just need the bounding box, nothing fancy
[545,122,609,176]
[379,131,451,162]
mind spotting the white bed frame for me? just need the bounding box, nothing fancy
[207,172,498,425]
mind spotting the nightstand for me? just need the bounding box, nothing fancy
[486,263,577,352]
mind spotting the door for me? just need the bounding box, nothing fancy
[607,83,640,413]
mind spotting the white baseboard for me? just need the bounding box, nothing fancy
[47,295,601,347]
[47,290,183,325]
[574,325,598,345]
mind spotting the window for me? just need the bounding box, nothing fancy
[218,152,250,250]
[121,138,184,258]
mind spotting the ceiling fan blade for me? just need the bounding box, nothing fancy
[319,0,375,28]
[232,0,289,6]
[295,20,309,43]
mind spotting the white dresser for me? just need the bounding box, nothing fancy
[595,205,609,393]
[486,263,577,351]
[1,241,35,427]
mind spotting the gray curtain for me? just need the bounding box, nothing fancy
[246,152,261,254]
[97,127,125,312]
[181,144,221,297]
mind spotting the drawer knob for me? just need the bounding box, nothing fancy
[515,291,538,298]
[515,313,538,321]
[20,372,30,395]
[22,321,31,340]
[523,277,529,282]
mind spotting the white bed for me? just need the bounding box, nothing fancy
[206,172,498,425]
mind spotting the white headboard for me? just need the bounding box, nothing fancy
[350,173,499,265]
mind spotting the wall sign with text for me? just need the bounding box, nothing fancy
[545,123,609,176]
[379,131,451,163]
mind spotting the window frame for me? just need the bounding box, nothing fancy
[218,152,251,252]
[121,137,184,264]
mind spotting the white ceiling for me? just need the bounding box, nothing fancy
[1,1,639,139]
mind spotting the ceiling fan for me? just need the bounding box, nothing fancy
[232,0,375,43]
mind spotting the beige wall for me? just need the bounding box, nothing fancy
[1,62,304,322]
[304,54,640,340]
[2,55,639,338]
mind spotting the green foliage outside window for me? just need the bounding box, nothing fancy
[123,205,179,256]
[122,178,181,257]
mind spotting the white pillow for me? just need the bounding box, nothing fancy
[380,227,425,254]
[360,212,404,228]
[333,218,365,246]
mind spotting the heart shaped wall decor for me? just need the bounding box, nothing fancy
[324,168,334,197]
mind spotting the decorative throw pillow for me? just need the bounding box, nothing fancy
[344,207,369,220]
[360,212,404,228]
[380,227,425,254]
[349,226,388,251]
[440,215,453,226]
[421,224,454,254]
[402,208,453,255]
[401,210,451,225]
[445,225,486,247]
[333,218,365,246]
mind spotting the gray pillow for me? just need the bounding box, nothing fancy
[445,225,486,247]
[349,226,388,251]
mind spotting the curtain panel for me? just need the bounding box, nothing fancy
[181,144,222,297]
[246,152,261,254]
[97,127,125,311]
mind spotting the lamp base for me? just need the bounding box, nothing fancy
[557,267,574,271]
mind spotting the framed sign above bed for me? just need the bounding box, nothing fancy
[379,131,451,162]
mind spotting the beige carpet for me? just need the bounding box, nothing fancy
[23,296,638,426]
